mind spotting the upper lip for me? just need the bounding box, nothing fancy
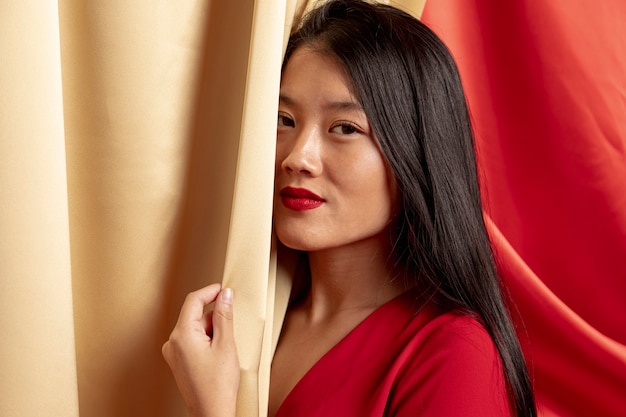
[280,186,325,201]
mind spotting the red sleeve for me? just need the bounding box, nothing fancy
[388,316,512,416]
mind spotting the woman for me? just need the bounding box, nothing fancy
[162,1,537,416]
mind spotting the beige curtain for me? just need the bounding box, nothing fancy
[0,1,424,416]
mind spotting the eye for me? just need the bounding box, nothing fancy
[278,113,295,128]
[330,122,361,135]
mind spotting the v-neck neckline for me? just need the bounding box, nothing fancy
[273,288,422,417]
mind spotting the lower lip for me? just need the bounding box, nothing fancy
[281,196,324,211]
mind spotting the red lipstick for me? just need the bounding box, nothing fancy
[280,187,325,211]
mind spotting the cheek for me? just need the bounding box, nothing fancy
[274,145,283,171]
[350,159,396,216]
[374,163,399,219]
[274,147,286,178]
[385,168,400,215]
[274,138,294,177]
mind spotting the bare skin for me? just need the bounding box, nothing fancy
[162,285,239,417]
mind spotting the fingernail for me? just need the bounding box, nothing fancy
[221,288,233,305]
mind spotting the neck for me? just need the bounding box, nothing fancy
[301,233,408,322]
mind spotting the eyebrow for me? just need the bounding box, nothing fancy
[279,94,364,112]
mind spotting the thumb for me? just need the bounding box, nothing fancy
[212,288,235,346]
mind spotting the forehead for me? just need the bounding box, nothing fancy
[280,47,359,104]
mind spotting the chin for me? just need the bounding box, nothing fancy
[276,234,314,252]
[275,227,321,252]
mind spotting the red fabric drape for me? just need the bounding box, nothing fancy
[421,1,626,416]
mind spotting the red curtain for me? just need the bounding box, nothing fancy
[422,1,626,416]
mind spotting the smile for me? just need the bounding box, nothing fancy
[280,187,325,211]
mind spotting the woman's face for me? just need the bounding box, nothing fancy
[273,46,397,252]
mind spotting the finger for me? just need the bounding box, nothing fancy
[176,283,221,326]
[211,288,235,346]
[201,311,214,337]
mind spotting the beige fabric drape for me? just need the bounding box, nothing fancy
[0,2,79,416]
[0,1,424,416]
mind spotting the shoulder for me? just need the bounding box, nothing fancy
[388,311,512,416]
[416,312,500,363]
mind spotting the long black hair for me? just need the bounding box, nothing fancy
[283,1,536,416]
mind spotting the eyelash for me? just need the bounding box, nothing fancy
[277,114,295,128]
[331,121,360,135]
[278,114,361,136]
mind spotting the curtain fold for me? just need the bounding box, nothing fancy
[219,1,288,415]
[0,2,79,416]
[59,1,223,415]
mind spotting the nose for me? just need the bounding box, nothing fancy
[278,127,322,177]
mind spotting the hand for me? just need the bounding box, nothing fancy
[163,284,240,417]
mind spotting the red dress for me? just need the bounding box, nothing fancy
[275,291,512,416]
